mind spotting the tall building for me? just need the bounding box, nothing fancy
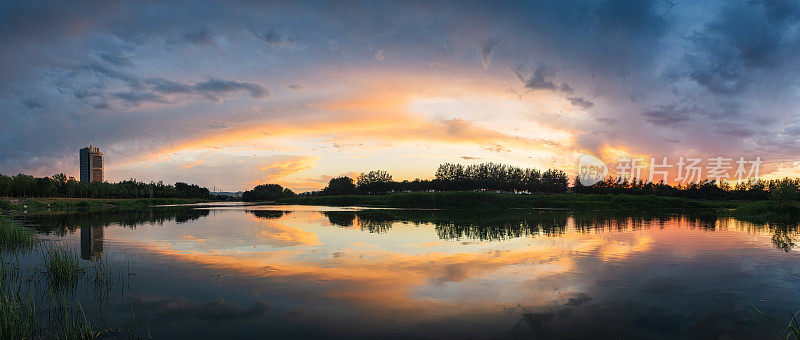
[79,145,103,182]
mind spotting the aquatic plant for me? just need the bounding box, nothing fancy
[0,283,37,339]
[0,257,37,339]
[753,308,800,339]
[45,245,83,288]
[0,218,36,252]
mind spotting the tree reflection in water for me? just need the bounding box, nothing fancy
[323,209,800,251]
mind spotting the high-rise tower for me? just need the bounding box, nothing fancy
[79,145,103,182]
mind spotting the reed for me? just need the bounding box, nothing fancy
[0,284,37,339]
[0,218,36,252]
[44,245,83,289]
[753,307,800,339]
[0,257,37,339]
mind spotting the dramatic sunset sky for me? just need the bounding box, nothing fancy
[2,0,800,191]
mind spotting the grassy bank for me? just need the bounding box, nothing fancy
[729,201,800,223]
[277,191,741,211]
[0,197,207,215]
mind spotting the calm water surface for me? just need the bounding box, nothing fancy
[14,204,800,338]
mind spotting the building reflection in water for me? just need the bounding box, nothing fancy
[80,225,104,261]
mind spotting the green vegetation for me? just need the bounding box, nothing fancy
[279,191,738,210]
[0,291,37,339]
[238,163,799,219]
[45,246,83,288]
[729,179,800,222]
[322,164,568,195]
[731,201,800,222]
[242,184,296,202]
[0,248,144,338]
[0,172,220,199]
[0,258,37,339]
[245,162,797,214]
[753,308,800,339]
[0,218,36,251]
[771,178,800,207]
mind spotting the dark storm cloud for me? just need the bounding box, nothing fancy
[641,105,691,127]
[513,65,573,93]
[146,78,194,95]
[113,91,167,105]
[250,28,296,48]
[70,63,270,106]
[2,0,800,180]
[567,97,594,109]
[194,79,269,101]
[715,126,756,138]
[685,0,800,97]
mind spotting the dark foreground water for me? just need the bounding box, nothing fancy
[11,204,800,338]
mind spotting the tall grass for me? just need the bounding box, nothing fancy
[0,283,37,338]
[45,246,83,289]
[0,257,37,339]
[0,240,145,339]
[0,218,36,252]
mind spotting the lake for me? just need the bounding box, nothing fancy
[9,203,800,338]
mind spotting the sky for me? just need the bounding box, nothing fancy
[2,0,800,192]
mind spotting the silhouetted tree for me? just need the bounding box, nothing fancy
[322,176,357,195]
[357,170,394,194]
[771,178,799,207]
[241,184,295,201]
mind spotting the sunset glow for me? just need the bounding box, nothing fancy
[5,1,799,191]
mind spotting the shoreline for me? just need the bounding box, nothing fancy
[0,197,209,216]
[276,191,741,210]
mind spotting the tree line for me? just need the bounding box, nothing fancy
[309,162,570,197]
[0,173,216,199]
[572,176,797,201]
[245,162,800,202]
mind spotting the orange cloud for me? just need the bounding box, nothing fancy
[181,160,206,168]
[256,155,319,183]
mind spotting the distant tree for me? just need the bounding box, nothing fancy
[322,176,356,195]
[357,170,394,194]
[0,172,214,199]
[242,184,295,201]
[770,178,799,207]
[540,169,568,193]
[357,170,393,186]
